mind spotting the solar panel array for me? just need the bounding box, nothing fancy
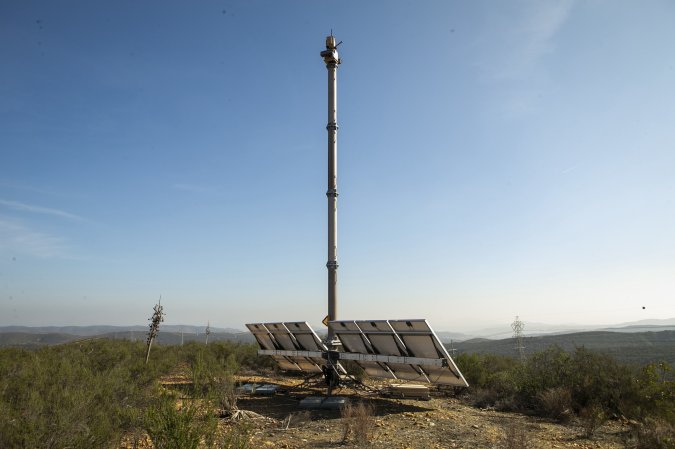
[246,319,468,387]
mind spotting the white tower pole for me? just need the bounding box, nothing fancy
[321,35,341,343]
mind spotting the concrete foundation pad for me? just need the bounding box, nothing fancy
[299,396,350,410]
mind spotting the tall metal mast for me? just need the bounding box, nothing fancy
[321,35,341,343]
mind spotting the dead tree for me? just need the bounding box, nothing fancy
[145,298,165,364]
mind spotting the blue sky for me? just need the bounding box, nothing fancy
[1,0,674,331]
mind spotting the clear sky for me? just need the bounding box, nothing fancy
[1,0,674,332]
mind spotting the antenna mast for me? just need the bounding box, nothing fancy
[321,35,341,344]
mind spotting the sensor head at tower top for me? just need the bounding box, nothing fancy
[321,35,340,65]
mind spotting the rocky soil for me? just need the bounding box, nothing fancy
[229,374,628,449]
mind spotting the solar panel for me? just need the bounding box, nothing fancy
[330,319,468,387]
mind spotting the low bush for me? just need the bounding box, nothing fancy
[145,394,217,449]
[627,418,675,449]
[537,387,573,423]
[471,387,499,408]
[578,403,607,438]
[455,346,674,425]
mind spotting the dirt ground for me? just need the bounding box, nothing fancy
[228,373,628,449]
[121,371,632,449]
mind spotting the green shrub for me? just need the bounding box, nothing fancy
[567,347,636,416]
[628,418,675,449]
[630,362,675,421]
[145,394,217,449]
[456,346,674,424]
[517,346,571,410]
[0,340,158,448]
[0,339,260,448]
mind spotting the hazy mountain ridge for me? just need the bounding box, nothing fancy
[0,325,245,336]
[452,330,675,366]
[0,330,256,349]
[439,317,675,340]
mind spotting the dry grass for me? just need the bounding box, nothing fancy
[537,387,573,423]
[500,422,530,449]
[579,404,607,438]
[280,411,312,430]
[341,401,375,445]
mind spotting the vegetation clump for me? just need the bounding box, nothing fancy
[0,339,265,449]
[455,346,674,439]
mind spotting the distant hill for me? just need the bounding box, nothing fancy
[0,325,243,336]
[614,318,675,327]
[117,331,256,345]
[0,332,80,348]
[0,330,255,348]
[438,317,675,341]
[452,330,675,366]
[598,325,675,333]
[435,331,473,342]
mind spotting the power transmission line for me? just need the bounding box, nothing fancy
[511,316,525,362]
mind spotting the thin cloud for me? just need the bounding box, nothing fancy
[474,1,575,118]
[0,199,83,221]
[0,219,70,259]
[491,0,575,81]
